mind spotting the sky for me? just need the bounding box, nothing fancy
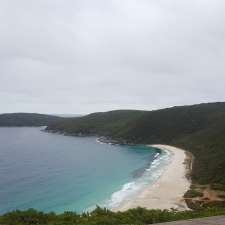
[1,0,225,114]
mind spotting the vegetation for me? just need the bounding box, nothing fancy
[183,183,225,210]
[0,207,225,225]
[46,102,225,188]
[211,184,225,191]
[184,189,203,198]
[218,193,225,199]
[0,113,64,127]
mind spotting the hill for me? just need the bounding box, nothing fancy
[0,113,64,127]
[46,102,225,189]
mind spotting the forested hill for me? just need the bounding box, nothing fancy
[0,113,64,127]
[46,102,225,187]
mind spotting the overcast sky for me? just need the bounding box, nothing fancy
[1,0,225,114]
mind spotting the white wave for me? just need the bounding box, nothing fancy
[96,137,105,144]
[84,146,172,212]
[154,152,160,158]
[96,137,115,145]
[103,182,143,208]
[100,149,172,210]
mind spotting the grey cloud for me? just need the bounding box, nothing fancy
[0,0,225,113]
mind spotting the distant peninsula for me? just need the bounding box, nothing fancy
[0,113,64,127]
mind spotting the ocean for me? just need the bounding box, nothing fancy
[0,127,171,214]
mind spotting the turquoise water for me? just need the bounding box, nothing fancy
[0,127,170,214]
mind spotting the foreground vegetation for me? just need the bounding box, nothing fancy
[1,207,225,225]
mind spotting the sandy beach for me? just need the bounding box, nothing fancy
[115,144,191,211]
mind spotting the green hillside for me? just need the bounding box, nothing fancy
[0,113,64,127]
[46,102,225,188]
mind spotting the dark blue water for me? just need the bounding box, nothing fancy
[0,127,168,214]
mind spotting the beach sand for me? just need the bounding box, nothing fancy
[115,145,191,211]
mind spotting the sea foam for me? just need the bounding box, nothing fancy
[100,148,172,209]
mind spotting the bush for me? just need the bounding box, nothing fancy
[184,189,203,198]
[218,193,225,199]
[1,208,225,225]
[211,183,225,191]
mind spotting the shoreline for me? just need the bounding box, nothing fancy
[114,144,191,211]
[43,132,192,211]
